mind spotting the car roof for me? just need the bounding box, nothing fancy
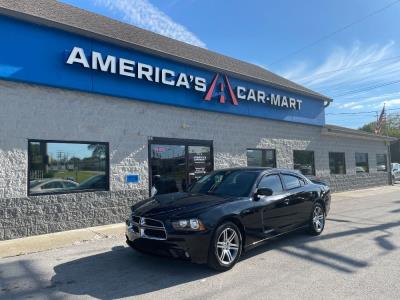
[212,167,301,175]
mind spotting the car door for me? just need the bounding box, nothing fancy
[393,163,400,180]
[253,173,293,236]
[280,173,313,227]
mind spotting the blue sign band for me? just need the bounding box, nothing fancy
[0,16,325,126]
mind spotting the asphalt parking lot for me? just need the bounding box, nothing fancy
[1,186,400,300]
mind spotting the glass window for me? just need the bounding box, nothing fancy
[293,150,315,175]
[189,170,259,197]
[246,149,276,168]
[376,154,387,171]
[28,140,109,195]
[258,174,283,194]
[355,153,369,173]
[282,174,301,189]
[329,152,346,174]
[150,144,186,194]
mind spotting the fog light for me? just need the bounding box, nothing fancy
[185,251,190,258]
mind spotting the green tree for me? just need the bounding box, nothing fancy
[358,114,400,138]
[88,144,106,158]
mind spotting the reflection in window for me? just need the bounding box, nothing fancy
[28,140,109,195]
[150,144,185,194]
[258,175,283,194]
[282,174,301,189]
[293,150,315,175]
[376,154,387,171]
[246,149,276,168]
[355,153,369,173]
[329,152,346,174]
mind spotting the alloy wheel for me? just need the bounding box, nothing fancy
[312,206,325,232]
[216,228,240,265]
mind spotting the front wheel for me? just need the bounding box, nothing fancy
[207,222,242,271]
[308,203,325,236]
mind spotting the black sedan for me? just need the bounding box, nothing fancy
[126,168,330,271]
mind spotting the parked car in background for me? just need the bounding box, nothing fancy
[78,174,107,190]
[29,179,79,194]
[356,166,366,173]
[391,163,400,182]
[126,167,331,271]
[377,164,387,171]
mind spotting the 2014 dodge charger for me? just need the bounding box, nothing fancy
[126,168,330,271]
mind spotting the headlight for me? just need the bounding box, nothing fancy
[171,218,206,231]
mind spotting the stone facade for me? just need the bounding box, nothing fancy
[0,80,390,240]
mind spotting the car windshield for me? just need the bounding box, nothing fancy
[188,170,259,197]
[29,180,44,188]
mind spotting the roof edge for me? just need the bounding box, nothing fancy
[323,125,397,142]
[0,0,332,103]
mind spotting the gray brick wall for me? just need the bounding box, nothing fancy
[0,80,390,240]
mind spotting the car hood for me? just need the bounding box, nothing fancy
[131,192,233,219]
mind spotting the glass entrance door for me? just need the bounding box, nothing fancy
[149,138,213,196]
[188,146,212,187]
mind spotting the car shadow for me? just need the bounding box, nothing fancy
[50,245,215,299]
[242,219,400,273]
[48,219,400,299]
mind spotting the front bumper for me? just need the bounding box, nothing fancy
[125,223,211,264]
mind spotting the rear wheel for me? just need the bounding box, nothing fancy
[308,203,325,235]
[207,222,242,271]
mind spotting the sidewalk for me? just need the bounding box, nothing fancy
[1,184,399,259]
[0,223,125,259]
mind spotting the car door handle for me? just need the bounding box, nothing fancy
[283,199,290,205]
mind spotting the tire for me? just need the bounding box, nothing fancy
[308,203,325,236]
[207,222,242,272]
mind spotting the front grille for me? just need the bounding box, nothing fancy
[132,216,141,224]
[143,218,163,227]
[144,228,167,240]
[131,224,140,233]
[131,215,167,240]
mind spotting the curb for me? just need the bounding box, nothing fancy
[0,223,125,259]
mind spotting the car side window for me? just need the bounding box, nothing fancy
[282,174,301,190]
[257,174,283,194]
[42,182,63,189]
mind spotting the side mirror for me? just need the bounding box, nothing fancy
[254,188,273,200]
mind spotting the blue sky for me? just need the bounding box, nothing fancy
[60,0,400,128]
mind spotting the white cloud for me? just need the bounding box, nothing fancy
[334,91,400,110]
[93,0,206,48]
[380,98,400,107]
[278,41,400,99]
[349,105,364,110]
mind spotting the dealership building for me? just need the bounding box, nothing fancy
[0,1,395,240]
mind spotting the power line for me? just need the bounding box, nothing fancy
[299,55,400,81]
[326,107,400,115]
[330,79,400,97]
[268,0,400,66]
[326,111,377,115]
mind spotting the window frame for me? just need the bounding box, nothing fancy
[376,154,388,172]
[257,173,284,195]
[246,148,277,168]
[293,150,316,176]
[27,139,110,196]
[329,152,346,175]
[281,173,303,190]
[355,152,369,173]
